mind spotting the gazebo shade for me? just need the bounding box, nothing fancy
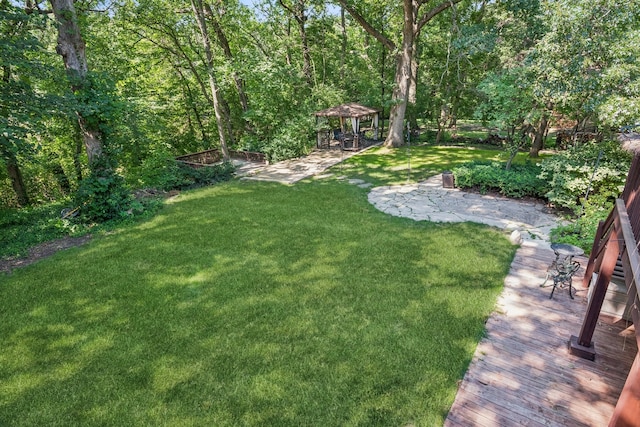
[314,103,380,118]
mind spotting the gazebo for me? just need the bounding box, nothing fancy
[314,103,381,149]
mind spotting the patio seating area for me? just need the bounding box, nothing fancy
[445,243,637,426]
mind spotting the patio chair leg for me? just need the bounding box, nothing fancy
[568,280,574,299]
[549,279,558,299]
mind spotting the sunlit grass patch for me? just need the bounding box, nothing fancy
[330,145,547,186]
[0,180,515,425]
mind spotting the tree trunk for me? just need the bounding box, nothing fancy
[530,112,549,158]
[205,3,249,113]
[384,2,414,147]
[191,0,230,160]
[339,0,461,147]
[341,6,347,82]
[4,151,29,206]
[49,0,104,166]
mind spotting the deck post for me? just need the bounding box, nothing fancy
[570,214,622,360]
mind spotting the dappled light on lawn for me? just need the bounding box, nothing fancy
[0,181,515,425]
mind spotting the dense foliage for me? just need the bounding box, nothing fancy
[453,138,633,252]
[453,160,548,199]
[1,0,638,210]
[543,140,632,251]
[539,140,632,212]
[131,150,236,191]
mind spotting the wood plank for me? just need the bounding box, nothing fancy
[444,243,637,427]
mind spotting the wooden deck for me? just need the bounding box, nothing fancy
[445,243,637,427]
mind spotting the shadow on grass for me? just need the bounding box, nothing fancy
[0,180,515,425]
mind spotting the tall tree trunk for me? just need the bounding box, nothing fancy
[339,0,460,147]
[340,6,347,82]
[379,11,386,138]
[191,0,230,160]
[1,40,29,206]
[205,3,249,113]
[385,1,415,147]
[3,149,29,206]
[49,0,104,166]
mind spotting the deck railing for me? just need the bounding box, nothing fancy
[573,154,640,425]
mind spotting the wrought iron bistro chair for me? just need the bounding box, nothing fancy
[541,243,583,299]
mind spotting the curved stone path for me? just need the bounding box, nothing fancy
[368,174,562,246]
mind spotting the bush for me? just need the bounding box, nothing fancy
[130,149,235,191]
[173,162,235,190]
[75,158,132,223]
[262,115,315,162]
[538,140,632,212]
[0,202,79,258]
[130,149,183,191]
[452,161,548,199]
[550,196,612,254]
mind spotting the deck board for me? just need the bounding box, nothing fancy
[444,243,637,427]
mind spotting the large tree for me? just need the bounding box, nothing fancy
[191,0,231,159]
[338,0,461,147]
[49,0,105,165]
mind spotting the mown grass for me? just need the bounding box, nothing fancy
[330,144,545,187]
[0,180,516,426]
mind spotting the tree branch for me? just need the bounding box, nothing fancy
[337,0,395,51]
[416,0,461,34]
[278,0,304,25]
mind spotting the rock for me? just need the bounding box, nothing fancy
[509,229,523,245]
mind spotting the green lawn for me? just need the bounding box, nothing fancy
[331,144,544,186]
[0,179,516,426]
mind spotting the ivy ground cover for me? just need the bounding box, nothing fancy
[0,180,515,426]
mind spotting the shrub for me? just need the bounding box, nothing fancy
[262,115,315,162]
[452,161,548,199]
[0,202,79,258]
[538,140,632,212]
[75,158,132,223]
[130,149,183,191]
[550,196,612,254]
[173,161,235,190]
[130,149,235,191]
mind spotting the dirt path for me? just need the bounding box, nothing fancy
[0,235,92,274]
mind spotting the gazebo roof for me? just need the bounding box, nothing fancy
[314,103,380,119]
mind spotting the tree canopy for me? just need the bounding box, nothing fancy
[0,0,639,208]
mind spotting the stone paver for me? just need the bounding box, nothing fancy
[368,174,562,247]
[241,148,364,184]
